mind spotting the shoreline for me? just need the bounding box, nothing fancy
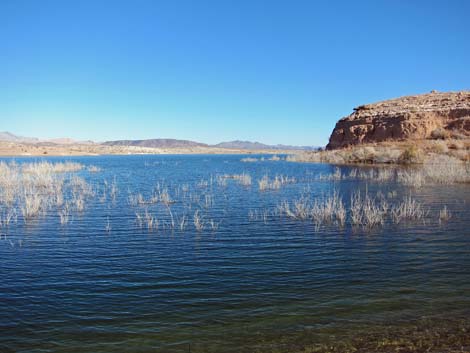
[0,141,302,157]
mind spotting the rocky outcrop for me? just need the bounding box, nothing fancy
[326,91,470,150]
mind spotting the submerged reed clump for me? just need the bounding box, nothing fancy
[235,173,252,186]
[312,191,346,226]
[319,167,342,181]
[422,155,470,184]
[391,196,427,223]
[319,167,396,182]
[0,208,17,227]
[158,188,174,205]
[272,188,433,231]
[269,155,281,161]
[59,202,71,225]
[109,179,118,201]
[129,192,158,206]
[203,194,214,208]
[105,217,112,233]
[21,192,44,222]
[177,214,188,231]
[248,209,270,223]
[439,205,451,223]
[258,175,271,191]
[277,191,346,226]
[241,157,258,163]
[139,209,158,231]
[0,161,95,227]
[22,161,84,174]
[220,173,252,186]
[216,175,228,187]
[197,179,210,188]
[208,219,220,231]
[193,210,204,231]
[87,165,101,173]
[396,156,468,188]
[258,174,296,191]
[350,191,388,228]
[315,156,469,188]
[397,169,426,188]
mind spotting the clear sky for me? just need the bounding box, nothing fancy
[1,0,469,146]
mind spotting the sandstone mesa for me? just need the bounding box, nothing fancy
[327,91,470,150]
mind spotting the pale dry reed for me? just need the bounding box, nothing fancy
[159,188,174,205]
[248,209,270,223]
[177,214,188,231]
[105,217,112,232]
[395,156,470,188]
[208,219,220,231]
[221,173,252,186]
[439,205,451,222]
[277,191,345,226]
[22,161,83,174]
[397,169,426,188]
[241,157,258,163]
[350,191,388,228]
[258,175,296,191]
[391,196,427,223]
[59,202,71,225]
[320,167,395,182]
[0,208,17,227]
[193,210,204,231]
[312,191,346,226]
[87,165,101,173]
[0,161,94,226]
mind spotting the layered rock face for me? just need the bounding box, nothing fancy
[326,91,470,150]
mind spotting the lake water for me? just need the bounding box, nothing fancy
[1,155,470,352]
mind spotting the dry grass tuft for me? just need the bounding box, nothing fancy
[391,196,427,223]
[350,191,388,228]
[220,173,252,186]
[258,175,296,191]
[277,191,346,226]
[439,206,451,223]
[193,210,204,231]
[87,165,101,173]
[0,161,94,226]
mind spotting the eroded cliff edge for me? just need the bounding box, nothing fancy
[327,91,470,150]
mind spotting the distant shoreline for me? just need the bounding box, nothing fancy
[0,141,300,157]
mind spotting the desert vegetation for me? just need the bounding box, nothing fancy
[219,173,252,186]
[241,155,287,163]
[288,139,470,165]
[273,189,431,230]
[294,155,470,187]
[258,174,296,191]
[0,161,98,228]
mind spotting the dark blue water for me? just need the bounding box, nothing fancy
[1,155,470,353]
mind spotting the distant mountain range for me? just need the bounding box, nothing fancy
[0,131,93,145]
[212,140,317,151]
[102,139,208,148]
[0,132,317,150]
[0,131,40,144]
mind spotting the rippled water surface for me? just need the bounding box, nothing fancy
[1,155,470,353]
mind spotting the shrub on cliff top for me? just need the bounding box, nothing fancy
[430,127,449,140]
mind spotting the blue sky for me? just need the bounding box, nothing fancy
[1,0,469,146]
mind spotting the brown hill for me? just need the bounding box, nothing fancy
[102,139,208,148]
[327,91,470,150]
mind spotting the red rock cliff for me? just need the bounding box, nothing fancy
[326,91,470,150]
